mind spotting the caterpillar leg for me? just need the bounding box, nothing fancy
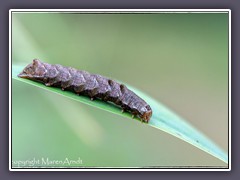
[45,79,56,87]
[45,82,51,87]
[121,106,127,113]
[103,96,109,102]
[45,82,55,87]
[131,111,139,120]
[121,104,128,113]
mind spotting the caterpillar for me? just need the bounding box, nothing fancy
[18,59,152,123]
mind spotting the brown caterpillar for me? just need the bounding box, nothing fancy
[18,59,152,123]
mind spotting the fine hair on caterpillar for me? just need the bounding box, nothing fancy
[18,59,152,123]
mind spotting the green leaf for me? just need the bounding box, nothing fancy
[12,64,228,164]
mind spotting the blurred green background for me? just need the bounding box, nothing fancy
[12,12,229,167]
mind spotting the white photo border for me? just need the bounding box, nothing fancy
[9,9,231,171]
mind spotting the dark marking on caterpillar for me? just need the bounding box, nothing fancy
[18,59,152,123]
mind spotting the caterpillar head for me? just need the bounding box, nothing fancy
[140,105,152,123]
[18,59,46,80]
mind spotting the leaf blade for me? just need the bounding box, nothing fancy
[12,64,228,164]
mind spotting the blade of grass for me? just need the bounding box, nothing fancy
[12,64,228,164]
